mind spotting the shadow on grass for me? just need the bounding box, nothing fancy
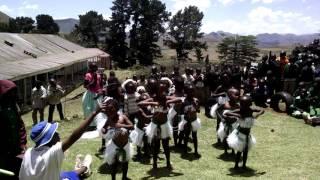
[95,153,104,160]
[132,155,152,165]
[217,152,235,162]
[227,167,266,177]
[180,152,201,161]
[98,163,122,175]
[141,167,184,180]
[212,142,224,150]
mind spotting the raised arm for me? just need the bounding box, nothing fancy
[252,107,265,118]
[115,115,134,130]
[62,103,105,152]
[138,98,158,106]
[166,96,182,105]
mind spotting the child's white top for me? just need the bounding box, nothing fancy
[19,142,64,180]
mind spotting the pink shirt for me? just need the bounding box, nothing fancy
[85,72,102,93]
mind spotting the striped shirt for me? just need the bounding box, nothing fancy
[124,93,139,115]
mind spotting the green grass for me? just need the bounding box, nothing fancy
[22,74,320,180]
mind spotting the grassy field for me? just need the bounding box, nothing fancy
[21,70,320,180]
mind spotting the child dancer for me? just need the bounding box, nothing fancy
[218,88,240,154]
[130,94,152,160]
[170,76,185,147]
[139,79,181,169]
[226,95,264,169]
[101,99,133,180]
[122,79,139,124]
[178,84,201,156]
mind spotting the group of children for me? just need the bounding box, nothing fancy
[19,50,320,179]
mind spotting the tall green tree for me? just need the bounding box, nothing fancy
[36,14,59,34]
[14,17,35,33]
[166,6,207,62]
[73,11,107,48]
[106,0,131,68]
[217,35,259,65]
[0,17,35,33]
[129,0,170,65]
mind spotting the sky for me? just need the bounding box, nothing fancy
[0,0,319,35]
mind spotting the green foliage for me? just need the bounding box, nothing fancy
[0,22,9,32]
[0,17,34,33]
[106,0,131,68]
[129,0,170,66]
[36,14,59,34]
[217,35,259,65]
[166,6,207,62]
[72,11,107,48]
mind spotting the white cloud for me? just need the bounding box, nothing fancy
[217,0,284,6]
[19,1,39,10]
[202,6,320,34]
[251,0,274,3]
[0,5,12,13]
[218,0,235,6]
[170,0,211,13]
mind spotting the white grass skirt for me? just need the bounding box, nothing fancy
[178,116,201,132]
[210,103,219,118]
[227,129,256,152]
[217,122,238,141]
[145,121,172,143]
[129,125,145,147]
[168,107,177,125]
[104,140,132,165]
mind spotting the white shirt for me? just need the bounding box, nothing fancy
[31,86,47,109]
[19,142,64,180]
[47,85,64,105]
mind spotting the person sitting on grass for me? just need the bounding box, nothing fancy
[308,77,320,115]
[100,98,133,180]
[218,88,240,155]
[178,84,201,157]
[303,112,320,126]
[19,103,106,180]
[290,82,311,118]
[226,95,264,170]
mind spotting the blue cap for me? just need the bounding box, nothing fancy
[30,121,59,147]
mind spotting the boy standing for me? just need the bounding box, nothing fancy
[31,80,47,125]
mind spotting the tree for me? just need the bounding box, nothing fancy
[166,6,207,62]
[36,14,59,34]
[217,35,259,65]
[15,17,35,33]
[129,0,170,66]
[106,0,131,68]
[0,17,34,33]
[73,11,107,48]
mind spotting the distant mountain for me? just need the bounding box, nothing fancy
[204,31,319,48]
[54,18,79,34]
[0,11,11,24]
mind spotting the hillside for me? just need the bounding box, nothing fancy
[54,18,79,34]
[0,11,11,24]
[204,31,319,48]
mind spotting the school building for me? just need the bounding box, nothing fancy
[0,33,110,108]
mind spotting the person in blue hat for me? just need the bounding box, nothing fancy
[19,103,106,180]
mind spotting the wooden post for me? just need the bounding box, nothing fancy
[23,78,27,105]
[71,65,74,82]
